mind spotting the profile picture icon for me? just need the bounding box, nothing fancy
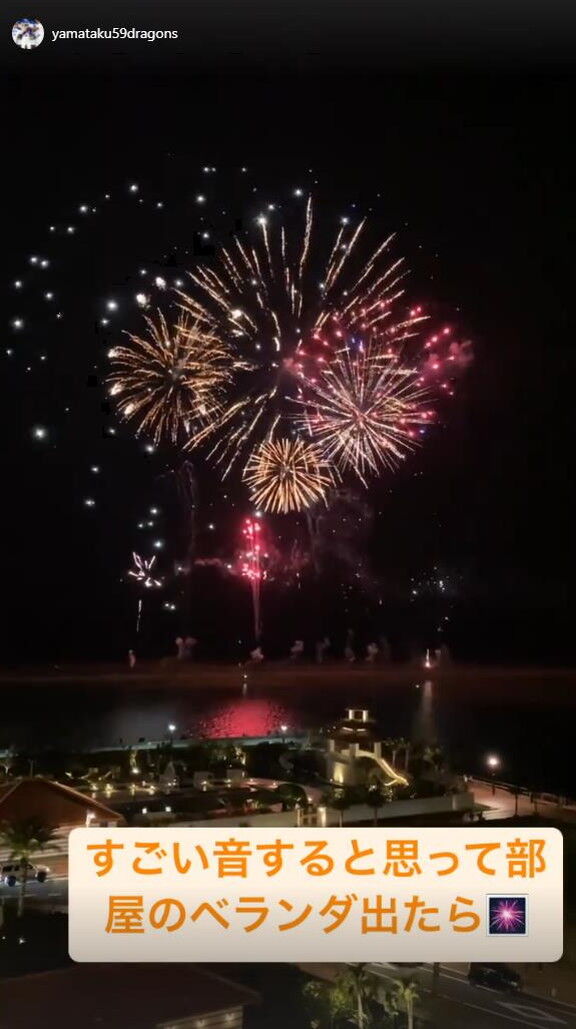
[12,18,44,49]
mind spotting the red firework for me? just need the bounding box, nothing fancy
[239,515,268,640]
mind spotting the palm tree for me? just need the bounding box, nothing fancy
[0,747,16,780]
[0,818,55,916]
[304,971,353,1029]
[428,746,445,772]
[384,738,398,768]
[339,963,376,1027]
[323,786,352,827]
[365,784,387,827]
[391,979,419,1029]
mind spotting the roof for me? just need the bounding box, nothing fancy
[0,964,260,1028]
[0,778,123,826]
[329,721,381,743]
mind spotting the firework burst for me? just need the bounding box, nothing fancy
[128,551,162,633]
[243,437,332,514]
[179,197,427,474]
[295,340,432,484]
[107,310,232,445]
[128,552,162,588]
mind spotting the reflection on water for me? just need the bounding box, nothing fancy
[97,694,299,748]
[192,698,295,739]
[412,680,436,743]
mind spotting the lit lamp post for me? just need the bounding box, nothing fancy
[487,754,500,795]
[168,723,176,742]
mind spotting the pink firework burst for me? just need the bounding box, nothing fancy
[489,897,526,934]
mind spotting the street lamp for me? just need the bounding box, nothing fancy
[486,754,500,794]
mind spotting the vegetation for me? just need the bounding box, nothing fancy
[303,967,421,1027]
[322,786,354,826]
[303,963,378,1027]
[390,978,420,1029]
[364,784,393,826]
[276,782,309,809]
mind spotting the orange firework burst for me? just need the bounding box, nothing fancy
[243,437,332,514]
[107,310,232,445]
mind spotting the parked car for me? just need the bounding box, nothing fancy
[468,963,521,991]
[1,862,48,887]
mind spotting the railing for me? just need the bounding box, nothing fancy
[469,776,575,808]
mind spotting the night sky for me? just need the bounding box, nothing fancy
[2,70,575,664]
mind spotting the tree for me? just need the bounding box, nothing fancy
[388,737,409,772]
[431,962,440,996]
[303,977,347,1027]
[391,979,419,1029]
[0,819,55,917]
[0,747,16,780]
[277,782,308,810]
[365,784,391,826]
[384,738,398,768]
[339,963,377,1027]
[323,786,353,827]
[427,746,445,772]
[303,964,377,1028]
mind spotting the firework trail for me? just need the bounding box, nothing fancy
[239,516,268,640]
[128,552,162,633]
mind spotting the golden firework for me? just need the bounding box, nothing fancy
[178,197,425,475]
[107,311,232,445]
[296,341,432,484]
[243,437,332,514]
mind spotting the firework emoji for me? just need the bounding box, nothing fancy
[488,896,527,935]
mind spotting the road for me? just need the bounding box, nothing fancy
[0,850,68,911]
[0,875,69,911]
[369,963,576,1028]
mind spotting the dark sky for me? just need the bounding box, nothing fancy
[2,69,575,663]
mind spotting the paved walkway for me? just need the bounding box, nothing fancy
[469,779,576,823]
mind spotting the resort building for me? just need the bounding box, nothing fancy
[324,708,408,788]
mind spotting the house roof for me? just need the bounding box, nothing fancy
[0,777,123,825]
[0,964,260,1028]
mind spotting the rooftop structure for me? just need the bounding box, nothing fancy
[324,708,408,788]
[0,777,124,828]
[0,964,259,1028]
